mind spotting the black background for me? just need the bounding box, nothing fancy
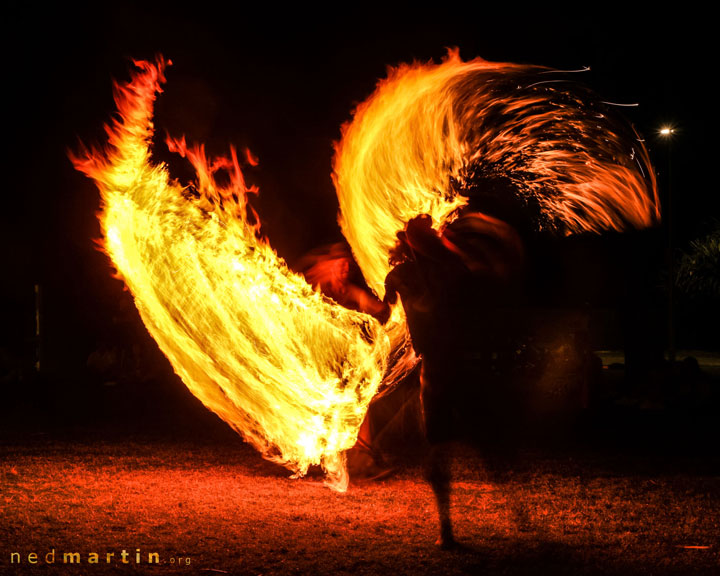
[3,4,716,388]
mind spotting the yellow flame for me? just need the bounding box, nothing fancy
[71,57,399,490]
[73,52,659,490]
[334,50,659,298]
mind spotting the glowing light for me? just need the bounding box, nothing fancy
[660,126,675,136]
[71,57,401,491]
[334,50,660,298]
[73,52,659,490]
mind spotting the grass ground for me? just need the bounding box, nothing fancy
[2,349,718,575]
[1,434,718,576]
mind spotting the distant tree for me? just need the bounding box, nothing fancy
[675,223,720,301]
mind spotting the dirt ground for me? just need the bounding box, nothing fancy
[1,432,718,576]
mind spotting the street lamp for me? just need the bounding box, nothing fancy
[659,125,675,365]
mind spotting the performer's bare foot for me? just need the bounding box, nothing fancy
[435,525,456,549]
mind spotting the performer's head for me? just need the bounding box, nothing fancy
[389,230,412,266]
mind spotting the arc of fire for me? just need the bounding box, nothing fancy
[72,52,659,490]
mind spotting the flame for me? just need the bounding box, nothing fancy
[296,242,389,319]
[72,51,659,489]
[334,50,659,298]
[71,57,401,490]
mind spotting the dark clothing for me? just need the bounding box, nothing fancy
[384,225,472,444]
[384,214,526,547]
[384,214,526,446]
[385,261,463,355]
[419,356,461,444]
[384,236,470,353]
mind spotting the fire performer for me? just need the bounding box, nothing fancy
[384,208,525,548]
[74,52,661,516]
[331,54,659,543]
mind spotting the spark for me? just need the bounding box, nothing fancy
[600,101,640,107]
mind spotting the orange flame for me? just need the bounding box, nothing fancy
[71,57,406,491]
[334,50,659,298]
[73,51,659,489]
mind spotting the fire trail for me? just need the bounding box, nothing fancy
[72,52,659,489]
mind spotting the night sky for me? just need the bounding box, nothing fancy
[3,5,716,375]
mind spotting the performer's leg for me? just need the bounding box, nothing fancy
[425,442,454,547]
[348,405,393,481]
[420,360,456,548]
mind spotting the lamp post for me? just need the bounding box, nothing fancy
[659,126,675,365]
